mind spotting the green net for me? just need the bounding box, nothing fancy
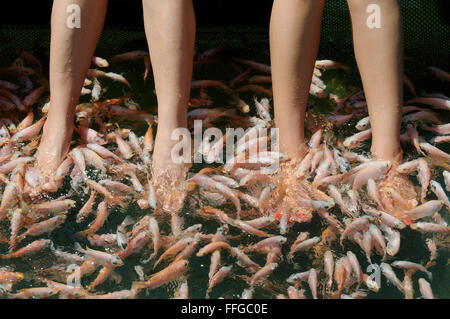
[0,0,448,68]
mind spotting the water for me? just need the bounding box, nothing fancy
[0,43,449,299]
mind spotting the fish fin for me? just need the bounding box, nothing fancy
[74,242,85,254]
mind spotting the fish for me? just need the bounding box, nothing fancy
[351,161,391,191]
[75,201,110,238]
[85,289,137,299]
[9,208,23,253]
[346,251,362,283]
[92,56,109,68]
[288,237,321,258]
[1,239,52,259]
[419,142,450,162]
[340,217,370,246]
[363,206,406,229]
[417,158,431,202]
[31,199,76,215]
[362,231,373,264]
[197,241,234,257]
[391,261,432,280]
[418,278,435,299]
[206,265,232,298]
[189,175,241,216]
[9,287,58,299]
[153,238,193,269]
[430,180,450,209]
[315,60,348,71]
[233,58,271,74]
[296,196,335,210]
[11,117,46,143]
[308,268,318,299]
[410,222,449,234]
[250,263,278,285]
[403,200,444,220]
[18,215,67,241]
[324,251,334,289]
[355,116,370,131]
[247,236,286,252]
[232,247,260,273]
[74,242,123,267]
[146,217,160,261]
[343,129,372,149]
[380,263,404,293]
[132,259,189,290]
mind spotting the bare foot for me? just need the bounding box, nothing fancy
[375,150,418,218]
[35,116,74,182]
[151,130,191,214]
[265,148,331,233]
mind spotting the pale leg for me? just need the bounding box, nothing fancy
[36,0,108,178]
[270,0,325,161]
[348,0,404,162]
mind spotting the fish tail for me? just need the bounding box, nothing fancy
[132,281,149,291]
[74,242,85,254]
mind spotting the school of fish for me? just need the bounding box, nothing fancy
[0,46,448,299]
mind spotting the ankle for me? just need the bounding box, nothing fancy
[371,146,403,165]
[280,141,309,162]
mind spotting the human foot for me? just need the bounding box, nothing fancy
[373,150,418,217]
[151,129,192,214]
[265,156,334,234]
[35,116,74,182]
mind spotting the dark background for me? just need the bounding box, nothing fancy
[0,0,449,68]
[1,0,276,28]
[0,0,448,28]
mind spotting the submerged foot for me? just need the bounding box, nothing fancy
[375,151,418,217]
[151,131,192,214]
[266,150,327,233]
[35,118,74,183]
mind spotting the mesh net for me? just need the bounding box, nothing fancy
[0,0,449,68]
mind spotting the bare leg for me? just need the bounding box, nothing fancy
[142,0,196,179]
[36,0,108,178]
[268,0,326,229]
[270,0,325,161]
[348,1,416,208]
[348,0,403,162]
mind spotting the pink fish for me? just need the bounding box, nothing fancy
[77,126,107,145]
[343,129,372,149]
[403,200,444,220]
[11,117,46,143]
[352,161,391,191]
[417,158,431,202]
